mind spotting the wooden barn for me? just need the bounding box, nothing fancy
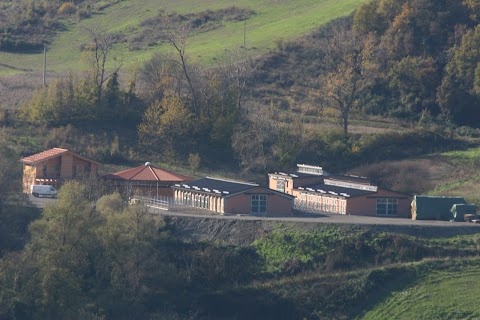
[103,162,191,197]
[20,148,100,193]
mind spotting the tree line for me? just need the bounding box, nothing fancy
[1,180,479,319]
[263,0,480,134]
[14,0,480,174]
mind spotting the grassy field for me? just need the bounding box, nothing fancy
[427,147,480,204]
[0,0,366,75]
[362,261,480,320]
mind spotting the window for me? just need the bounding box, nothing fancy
[308,195,314,208]
[276,180,286,192]
[194,194,199,207]
[184,193,191,206]
[339,200,346,214]
[376,198,398,215]
[203,195,209,209]
[325,199,331,212]
[55,164,61,177]
[252,195,267,213]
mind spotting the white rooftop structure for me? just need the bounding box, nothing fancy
[297,164,324,175]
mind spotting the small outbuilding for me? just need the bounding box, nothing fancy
[20,148,100,193]
[173,177,294,216]
[411,195,467,220]
[451,203,477,222]
[103,162,191,197]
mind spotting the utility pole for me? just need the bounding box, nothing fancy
[43,46,47,87]
[243,16,247,49]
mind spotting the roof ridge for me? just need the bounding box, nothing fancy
[150,164,190,179]
[148,165,160,181]
[129,165,148,180]
[205,176,258,186]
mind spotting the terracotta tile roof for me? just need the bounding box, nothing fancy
[104,164,191,182]
[20,148,68,165]
[20,148,101,166]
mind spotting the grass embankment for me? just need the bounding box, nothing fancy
[0,0,366,75]
[362,261,480,320]
[200,225,480,320]
[428,147,480,204]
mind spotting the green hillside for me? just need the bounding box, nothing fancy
[362,262,480,320]
[0,0,366,75]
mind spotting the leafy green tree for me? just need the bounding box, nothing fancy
[0,142,21,217]
[464,0,480,21]
[95,200,170,318]
[22,181,102,318]
[379,0,467,60]
[437,25,480,125]
[138,95,194,160]
[353,0,384,34]
[389,56,440,115]
[96,192,125,216]
[104,71,121,108]
[188,153,201,175]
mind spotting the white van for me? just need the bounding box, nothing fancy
[31,185,58,198]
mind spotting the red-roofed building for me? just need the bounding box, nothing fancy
[103,162,191,197]
[20,148,100,193]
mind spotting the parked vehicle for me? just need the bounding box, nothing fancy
[31,185,58,198]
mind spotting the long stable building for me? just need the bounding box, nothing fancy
[269,164,411,217]
[172,177,294,215]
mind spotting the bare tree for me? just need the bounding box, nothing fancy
[82,26,121,103]
[162,26,199,118]
[138,52,184,101]
[232,102,276,173]
[227,49,256,111]
[317,28,376,138]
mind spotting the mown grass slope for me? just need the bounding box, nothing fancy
[362,262,480,320]
[0,0,366,75]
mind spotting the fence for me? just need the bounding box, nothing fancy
[130,195,221,216]
[130,196,173,211]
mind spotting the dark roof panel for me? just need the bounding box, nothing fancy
[298,183,375,197]
[270,171,325,178]
[174,177,258,195]
[327,174,372,185]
